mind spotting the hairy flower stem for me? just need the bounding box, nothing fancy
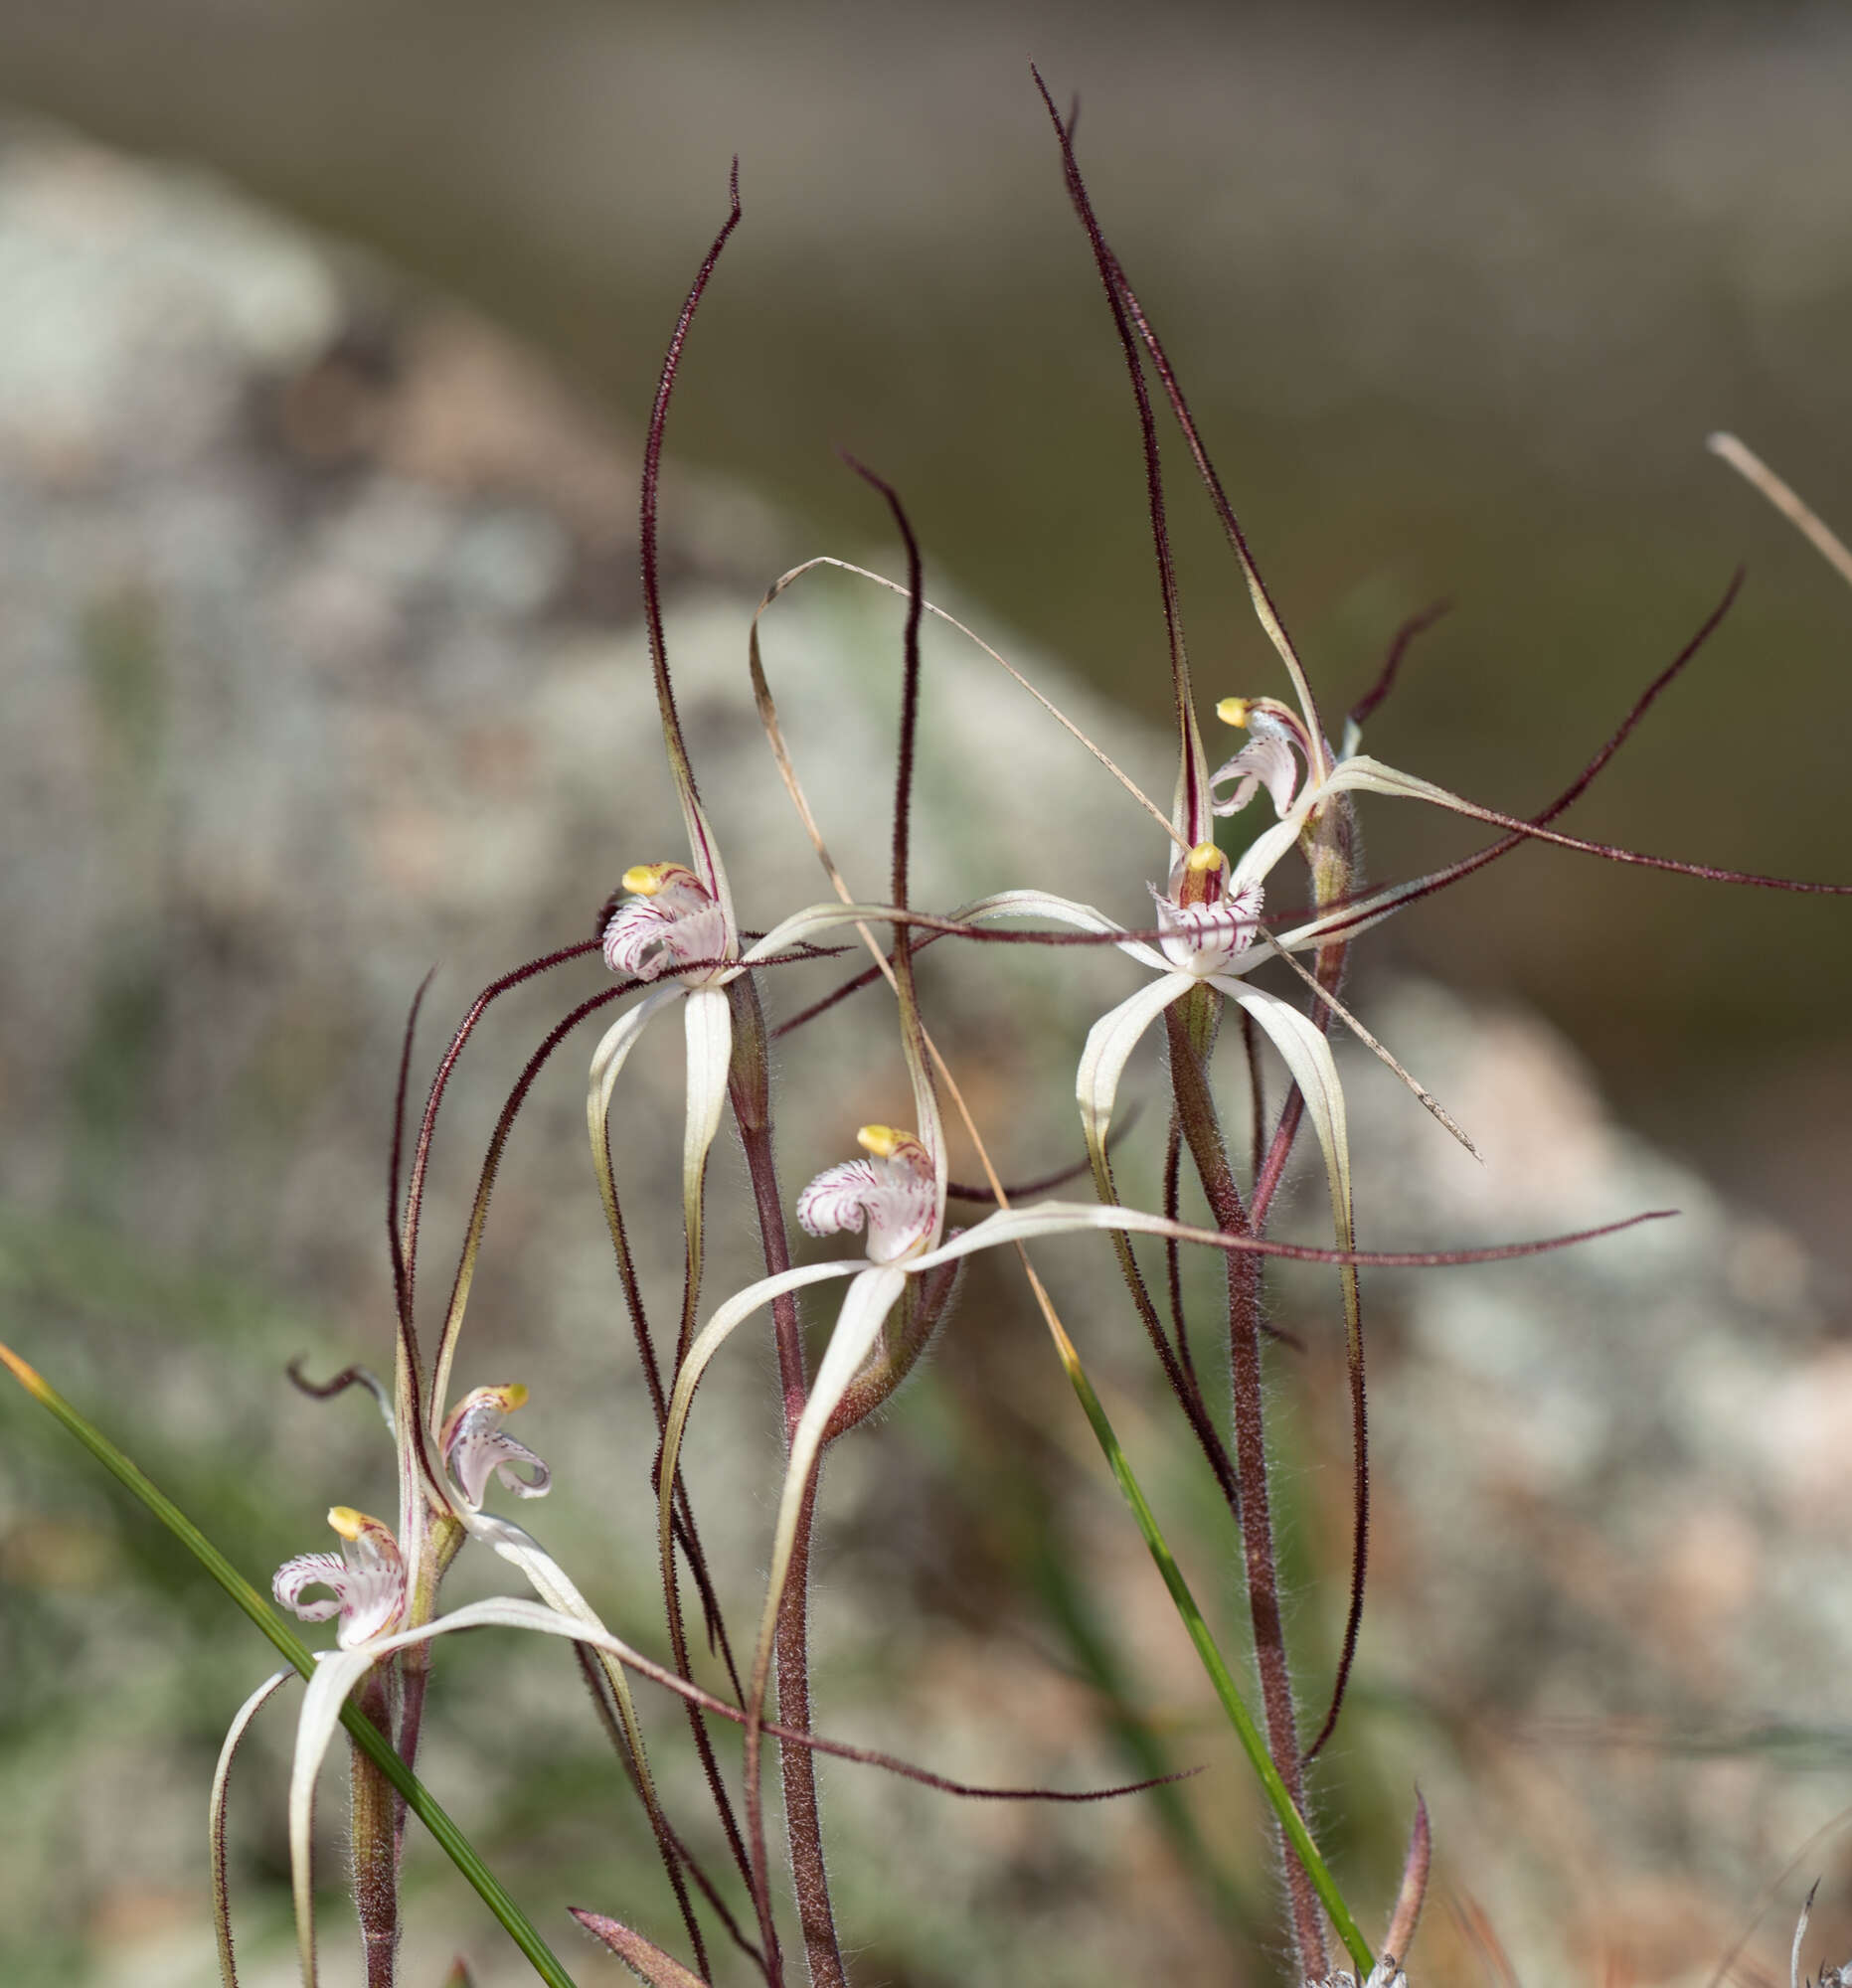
[1250,798,1373,1769]
[1165,982,1328,1977]
[350,1665,402,1988]
[391,1514,461,1861]
[728,970,846,1988]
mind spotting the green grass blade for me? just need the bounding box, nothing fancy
[1045,1326,1374,1975]
[1,1339,581,1988]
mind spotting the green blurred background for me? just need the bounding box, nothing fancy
[3,4,1851,1984]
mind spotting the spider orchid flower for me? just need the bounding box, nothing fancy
[439,1382,552,1513]
[263,1381,692,1987]
[588,836,911,1342]
[655,1105,1356,1742]
[958,826,1360,1273]
[272,1506,408,1653]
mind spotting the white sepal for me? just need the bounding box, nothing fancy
[1076,970,1196,1171]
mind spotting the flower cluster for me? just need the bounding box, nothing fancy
[203,97,1852,1988]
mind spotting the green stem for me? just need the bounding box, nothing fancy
[1042,1328,1374,1977]
[1,1342,581,1988]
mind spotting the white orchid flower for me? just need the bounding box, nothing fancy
[261,1377,709,1987]
[586,834,924,1357]
[438,1382,552,1513]
[272,1506,409,1653]
[654,1081,1432,1761]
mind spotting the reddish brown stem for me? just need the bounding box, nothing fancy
[1165,989,1328,1976]
[351,1666,401,1988]
[728,971,841,1988]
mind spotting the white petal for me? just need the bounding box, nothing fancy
[753,1265,910,1703]
[739,901,898,963]
[285,1592,689,1988]
[588,983,684,1142]
[1076,972,1196,1173]
[212,1668,294,1988]
[271,1553,345,1623]
[680,985,734,1298]
[1211,979,1352,1231]
[956,889,1168,974]
[657,1258,866,1607]
[796,1158,880,1239]
[681,790,737,942]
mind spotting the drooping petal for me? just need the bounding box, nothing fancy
[588,982,684,1136]
[286,1594,660,1988]
[271,1509,406,1651]
[679,984,734,1308]
[212,1668,294,1988]
[1077,971,1197,1173]
[753,1264,910,1703]
[737,899,901,963]
[439,1384,551,1511]
[658,1258,866,1606]
[1212,980,1353,1232]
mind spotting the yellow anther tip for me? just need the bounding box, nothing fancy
[498,1383,530,1411]
[1216,697,1252,729]
[856,1123,908,1158]
[1185,841,1226,872]
[326,1506,366,1540]
[620,863,672,897]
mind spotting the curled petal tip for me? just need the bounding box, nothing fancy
[275,1511,406,1647]
[602,865,728,981]
[800,1130,937,1262]
[441,1384,552,1511]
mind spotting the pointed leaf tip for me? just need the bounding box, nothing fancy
[0,1339,48,1399]
[570,1909,711,1988]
